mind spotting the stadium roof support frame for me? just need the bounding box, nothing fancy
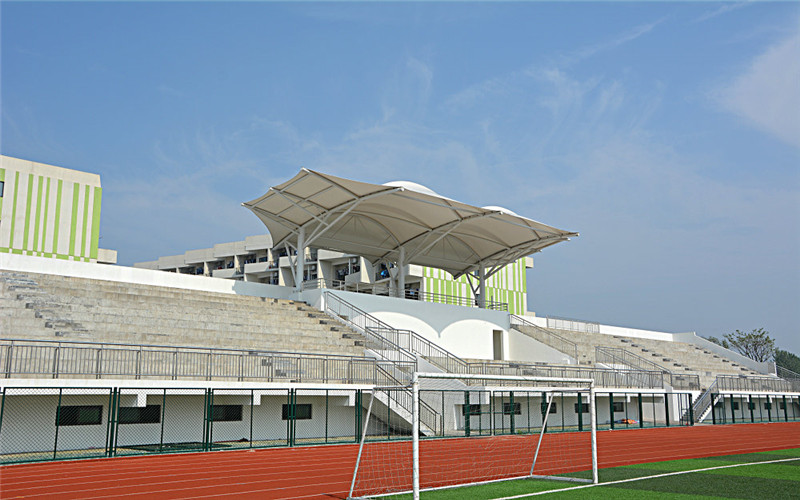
[243,169,578,299]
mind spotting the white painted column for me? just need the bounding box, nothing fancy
[398,246,406,298]
[478,261,486,308]
[295,226,305,290]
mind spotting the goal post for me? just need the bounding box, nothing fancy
[349,372,598,499]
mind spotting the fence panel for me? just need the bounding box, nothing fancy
[0,387,114,464]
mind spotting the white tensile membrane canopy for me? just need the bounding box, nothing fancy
[242,169,577,298]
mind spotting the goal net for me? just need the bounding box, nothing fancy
[349,372,597,499]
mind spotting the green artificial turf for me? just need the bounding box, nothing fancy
[382,448,800,500]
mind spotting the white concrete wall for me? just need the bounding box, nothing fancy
[506,329,575,364]
[313,289,511,361]
[0,253,294,300]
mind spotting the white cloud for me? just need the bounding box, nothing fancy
[445,18,663,112]
[714,34,800,148]
[692,2,751,24]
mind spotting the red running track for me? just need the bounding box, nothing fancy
[1,422,798,500]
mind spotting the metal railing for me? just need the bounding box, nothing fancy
[778,366,800,380]
[692,379,719,422]
[402,289,507,311]
[546,316,600,334]
[323,293,417,366]
[595,347,701,391]
[304,279,507,311]
[0,338,385,385]
[716,374,800,393]
[322,293,444,431]
[466,362,666,389]
[324,292,468,374]
[510,315,578,361]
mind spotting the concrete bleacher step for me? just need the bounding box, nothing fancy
[1,270,366,358]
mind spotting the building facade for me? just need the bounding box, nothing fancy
[0,156,116,264]
[135,237,533,315]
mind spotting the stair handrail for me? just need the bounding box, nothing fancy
[510,315,578,361]
[778,365,800,380]
[323,292,417,367]
[596,346,670,373]
[692,379,719,422]
[375,364,439,432]
[324,292,469,374]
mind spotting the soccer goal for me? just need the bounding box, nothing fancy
[348,372,598,499]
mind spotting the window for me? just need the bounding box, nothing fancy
[461,404,482,416]
[779,402,787,410]
[211,405,243,422]
[732,402,740,411]
[282,404,312,420]
[748,402,756,410]
[541,401,557,414]
[503,402,521,415]
[574,403,589,414]
[119,405,161,424]
[0,180,4,197]
[57,405,103,426]
[612,401,624,413]
[764,402,772,410]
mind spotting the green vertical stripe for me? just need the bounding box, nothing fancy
[8,172,20,248]
[69,183,80,257]
[52,180,63,254]
[81,184,90,258]
[42,177,51,253]
[90,187,102,259]
[22,174,34,250]
[0,168,5,215]
[33,176,43,252]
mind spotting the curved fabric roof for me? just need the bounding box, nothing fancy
[242,169,578,278]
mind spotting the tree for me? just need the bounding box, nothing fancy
[704,336,729,349]
[723,328,775,362]
[775,349,800,375]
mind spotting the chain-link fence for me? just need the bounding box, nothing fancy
[0,386,373,464]
[1,385,795,465]
[709,394,800,425]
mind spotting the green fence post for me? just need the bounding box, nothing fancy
[291,389,297,447]
[749,395,754,423]
[526,391,531,434]
[783,395,789,422]
[105,389,117,457]
[638,393,643,428]
[577,393,583,432]
[767,396,772,422]
[208,389,215,451]
[0,388,5,451]
[490,390,495,436]
[249,389,254,448]
[53,388,63,460]
[464,391,471,437]
[159,389,166,453]
[354,389,361,444]
[711,394,717,425]
[609,393,615,430]
[688,393,694,425]
[664,393,670,427]
[509,392,515,435]
[324,389,329,444]
[387,389,392,440]
[730,395,736,425]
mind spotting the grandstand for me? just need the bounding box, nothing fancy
[1,165,798,499]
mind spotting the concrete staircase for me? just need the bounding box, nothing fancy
[0,271,363,357]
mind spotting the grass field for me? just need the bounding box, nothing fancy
[388,447,800,499]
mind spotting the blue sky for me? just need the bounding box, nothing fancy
[2,2,799,353]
